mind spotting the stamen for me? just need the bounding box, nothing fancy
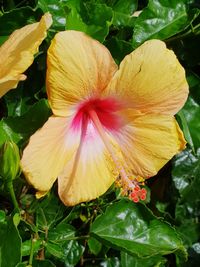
[88,109,148,202]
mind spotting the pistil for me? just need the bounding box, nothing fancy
[88,108,147,202]
[88,109,135,189]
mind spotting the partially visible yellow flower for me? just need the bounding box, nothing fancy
[0,13,52,98]
[21,31,188,206]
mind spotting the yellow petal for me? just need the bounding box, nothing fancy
[106,40,188,115]
[47,30,117,117]
[0,75,26,98]
[58,123,117,206]
[21,116,81,193]
[116,112,186,178]
[0,13,52,97]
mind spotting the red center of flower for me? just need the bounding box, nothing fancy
[71,97,124,132]
[70,97,147,203]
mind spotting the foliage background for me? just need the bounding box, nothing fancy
[0,0,200,266]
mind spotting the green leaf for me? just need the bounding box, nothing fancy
[4,53,48,118]
[0,99,51,146]
[37,0,68,30]
[172,148,200,219]
[66,0,113,42]
[121,252,167,267]
[132,0,190,48]
[90,200,186,258]
[36,192,66,231]
[16,263,27,267]
[0,215,21,267]
[46,215,84,266]
[0,36,8,46]
[21,239,42,257]
[88,237,102,255]
[177,220,199,248]
[168,9,200,67]
[48,221,75,243]
[172,149,200,266]
[107,0,137,27]
[46,240,84,266]
[0,211,6,223]
[0,7,42,35]
[98,257,121,267]
[178,97,200,150]
[187,72,200,105]
[105,37,133,64]
[32,259,56,267]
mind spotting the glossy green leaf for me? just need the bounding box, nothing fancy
[132,0,189,48]
[36,192,66,231]
[107,0,137,27]
[168,8,200,67]
[21,239,42,257]
[0,7,42,35]
[121,252,167,267]
[48,221,75,243]
[88,237,102,255]
[0,215,21,267]
[0,211,6,223]
[172,149,200,266]
[98,257,121,267]
[46,240,84,266]
[178,97,200,150]
[172,148,200,219]
[65,0,113,42]
[177,220,199,248]
[0,99,51,146]
[182,242,200,267]
[4,55,48,118]
[46,216,84,266]
[37,0,67,30]
[91,200,186,258]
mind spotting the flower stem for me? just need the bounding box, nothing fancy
[28,235,35,267]
[7,181,19,212]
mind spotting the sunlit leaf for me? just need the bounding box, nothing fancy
[91,200,186,258]
[107,0,137,27]
[37,0,67,30]
[132,0,190,48]
[65,0,113,42]
[46,240,84,266]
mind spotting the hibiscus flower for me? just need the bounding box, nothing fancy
[21,31,188,206]
[0,13,52,98]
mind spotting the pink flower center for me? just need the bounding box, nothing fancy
[71,97,124,132]
[70,97,147,203]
